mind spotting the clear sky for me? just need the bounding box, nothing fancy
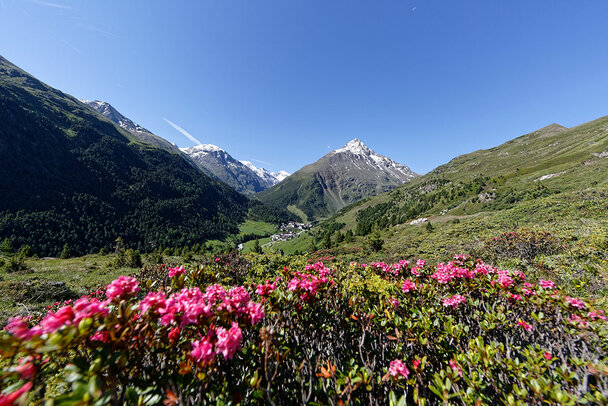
[1,1,607,174]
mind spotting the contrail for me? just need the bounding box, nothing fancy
[163,118,202,145]
[31,0,72,9]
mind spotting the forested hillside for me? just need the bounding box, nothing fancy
[0,56,249,256]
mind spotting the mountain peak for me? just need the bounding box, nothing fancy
[81,99,152,134]
[334,138,371,155]
[183,144,225,153]
[532,123,569,138]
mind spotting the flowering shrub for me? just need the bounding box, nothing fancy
[1,253,607,405]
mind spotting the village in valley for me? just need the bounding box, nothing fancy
[270,221,312,242]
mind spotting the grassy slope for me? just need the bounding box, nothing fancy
[0,255,126,323]
[237,220,276,237]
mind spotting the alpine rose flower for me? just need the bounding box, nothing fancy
[0,382,33,405]
[442,295,466,308]
[389,359,410,378]
[106,276,140,300]
[168,266,186,278]
[449,360,463,377]
[216,322,243,360]
[517,320,532,331]
[402,279,416,293]
[566,297,586,310]
[539,279,556,289]
[190,337,214,364]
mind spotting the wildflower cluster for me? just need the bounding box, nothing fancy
[287,262,334,301]
[1,252,606,405]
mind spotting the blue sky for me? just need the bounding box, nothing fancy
[1,1,607,174]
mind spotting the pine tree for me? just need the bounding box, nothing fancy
[0,238,13,255]
[60,243,71,259]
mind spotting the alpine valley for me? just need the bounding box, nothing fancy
[3,4,608,405]
[1,55,608,406]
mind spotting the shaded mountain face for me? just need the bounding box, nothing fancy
[181,145,289,194]
[256,139,418,220]
[0,55,249,256]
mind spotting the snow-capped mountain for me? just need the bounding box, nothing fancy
[81,99,287,194]
[81,100,151,134]
[81,99,183,155]
[257,138,418,220]
[182,145,286,194]
[331,138,417,181]
[240,161,290,186]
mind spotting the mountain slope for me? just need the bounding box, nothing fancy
[181,144,277,194]
[81,100,183,155]
[256,139,418,220]
[240,161,289,186]
[0,55,249,256]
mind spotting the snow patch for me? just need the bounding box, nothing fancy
[535,171,566,182]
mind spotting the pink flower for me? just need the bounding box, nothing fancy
[15,358,36,380]
[543,352,552,360]
[388,359,410,378]
[0,382,33,405]
[522,288,536,296]
[442,295,466,308]
[5,317,39,341]
[90,331,109,343]
[402,279,416,293]
[588,310,607,321]
[509,294,522,302]
[168,266,186,278]
[256,280,277,296]
[168,327,181,342]
[39,306,75,334]
[566,297,586,310]
[190,337,215,364]
[246,302,265,325]
[416,259,426,268]
[570,314,590,328]
[390,297,400,308]
[449,360,463,377]
[517,320,532,331]
[495,271,514,288]
[412,359,421,369]
[539,279,556,289]
[139,291,167,314]
[214,257,221,262]
[205,284,227,304]
[215,322,243,360]
[106,276,140,300]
